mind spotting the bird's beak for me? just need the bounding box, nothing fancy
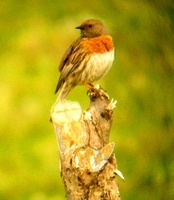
[75,25,84,30]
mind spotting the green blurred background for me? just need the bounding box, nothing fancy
[0,0,174,199]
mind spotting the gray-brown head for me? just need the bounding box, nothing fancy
[76,19,110,38]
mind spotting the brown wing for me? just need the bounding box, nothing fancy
[55,37,83,94]
[58,37,82,72]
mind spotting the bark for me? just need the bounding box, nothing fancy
[50,87,122,200]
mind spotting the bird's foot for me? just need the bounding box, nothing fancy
[87,84,109,101]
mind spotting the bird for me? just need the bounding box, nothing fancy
[54,19,115,100]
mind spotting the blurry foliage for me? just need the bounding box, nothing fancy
[0,0,174,199]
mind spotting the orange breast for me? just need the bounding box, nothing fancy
[83,35,114,54]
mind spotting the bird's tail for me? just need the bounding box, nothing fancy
[55,82,74,101]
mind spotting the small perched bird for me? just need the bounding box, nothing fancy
[55,19,114,100]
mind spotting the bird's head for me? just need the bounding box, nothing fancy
[76,19,109,38]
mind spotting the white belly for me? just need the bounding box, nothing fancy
[81,49,114,83]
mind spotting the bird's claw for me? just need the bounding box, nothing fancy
[87,84,109,100]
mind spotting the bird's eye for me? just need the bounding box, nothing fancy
[88,24,93,28]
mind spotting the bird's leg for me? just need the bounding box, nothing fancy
[84,83,94,89]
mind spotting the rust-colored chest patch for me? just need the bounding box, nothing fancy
[83,35,114,54]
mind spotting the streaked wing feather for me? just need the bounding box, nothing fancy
[58,37,81,72]
[55,37,86,93]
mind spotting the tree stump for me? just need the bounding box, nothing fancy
[50,87,123,200]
